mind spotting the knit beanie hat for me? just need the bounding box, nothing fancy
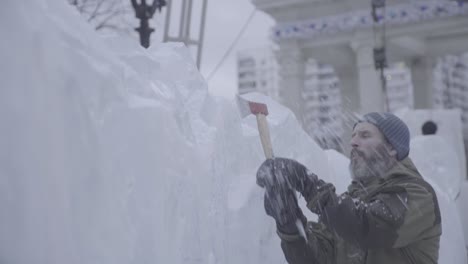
[355,112,410,161]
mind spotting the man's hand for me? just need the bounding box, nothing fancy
[263,185,306,234]
[306,182,337,215]
[256,157,322,202]
[256,158,307,233]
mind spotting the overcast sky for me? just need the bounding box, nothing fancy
[152,0,274,99]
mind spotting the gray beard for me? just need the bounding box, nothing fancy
[349,145,395,182]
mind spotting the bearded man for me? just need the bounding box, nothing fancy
[256,112,441,264]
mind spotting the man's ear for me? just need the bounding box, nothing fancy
[386,143,397,158]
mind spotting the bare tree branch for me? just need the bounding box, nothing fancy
[94,8,129,30]
[69,0,78,6]
[87,0,105,21]
[95,23,122,31]
[69,0,133,32]
[77,0,92,13]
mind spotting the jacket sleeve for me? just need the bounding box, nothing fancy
[391,178,441,248]
[277,221,336,264]
[314,185,410,249]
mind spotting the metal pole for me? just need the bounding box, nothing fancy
[179,0,187,39]
[163,0,172,41]
[185,0,193,39]
[196,0,208,69]
[380,67,389,111]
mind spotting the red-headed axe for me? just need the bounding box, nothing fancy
[236,95,274,159]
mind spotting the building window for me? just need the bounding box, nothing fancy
[240,82,256,89]
[239,72,255,79]
[319,117,330,123]
[239,58,255,68]
[319,95,328,101]
[319,106,330,113]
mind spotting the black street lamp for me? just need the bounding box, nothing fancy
[131,0,166,48]
[371,0,390,111]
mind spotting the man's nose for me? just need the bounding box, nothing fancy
[350,136,359,148]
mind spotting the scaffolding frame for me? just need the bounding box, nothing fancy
[163,0,208,69]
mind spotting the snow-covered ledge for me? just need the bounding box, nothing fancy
[269,1,468,40]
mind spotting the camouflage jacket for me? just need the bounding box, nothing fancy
[278,158,442,264]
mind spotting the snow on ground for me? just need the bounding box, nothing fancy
[0,0,466,263]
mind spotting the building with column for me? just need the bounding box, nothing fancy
[251,0,468,116]
[236,49,415,151]
[303,59,344,151]
[251,0,468,152]
[236,50,346,151]
[385,62,414,112]
[433,53,468,134]
[236,47,415,150]
[237,48,280,102]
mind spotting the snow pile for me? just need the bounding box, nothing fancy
[0,0,211,262]
[0,0,326,263]
[398,109,468,249]
[410,135,462,200]
[397,109,467,182]
[410,136,467,263]
[412,141,467,262]
[0,0,465,263]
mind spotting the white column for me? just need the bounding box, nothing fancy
[409,56,434,109]
[275,40,306,123]
[351,41,385,113]
[334,65,360,114]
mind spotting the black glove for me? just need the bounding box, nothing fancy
[306,181,337,215]
[256,157,321,202]
[256,158,307,233]
[263,181,307,234]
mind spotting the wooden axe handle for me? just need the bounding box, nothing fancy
[256,113,274,159]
